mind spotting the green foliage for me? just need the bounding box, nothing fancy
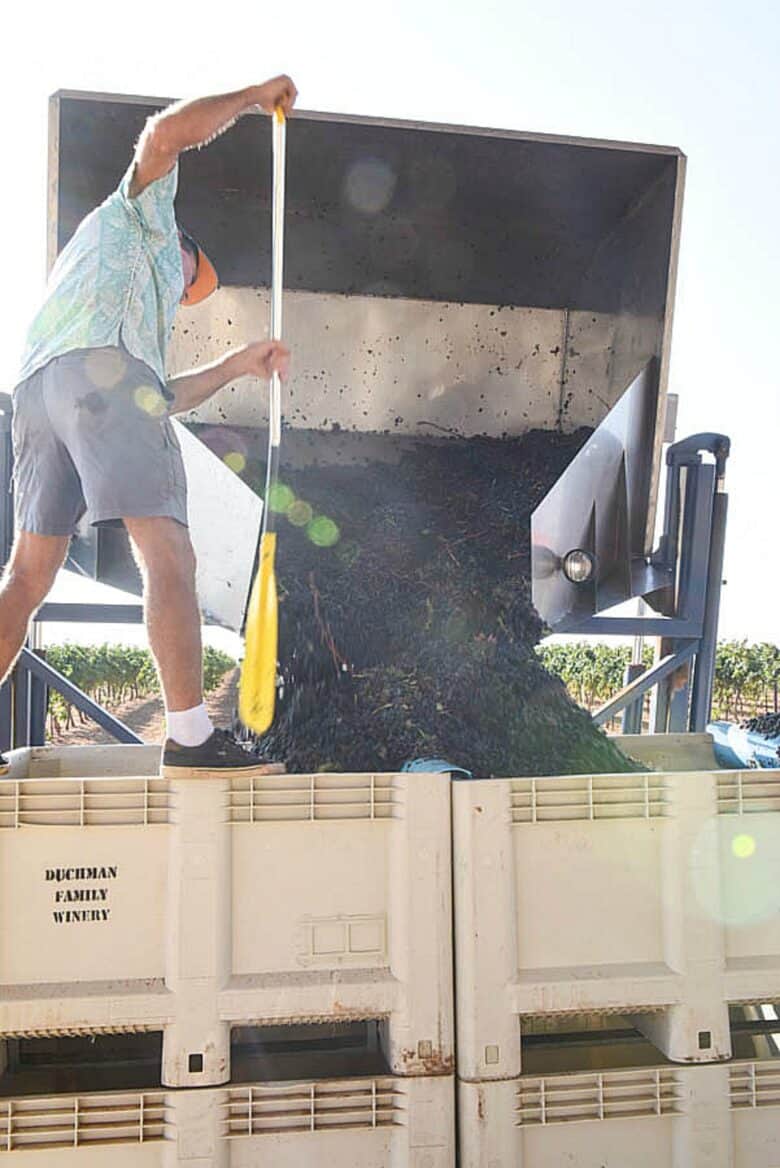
[712,640,780,721]
[45,644,235,735]
[42,638,780,739]
[537,642,652,709]
[537,640,780,722]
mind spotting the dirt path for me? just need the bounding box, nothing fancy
[52,668,240,746]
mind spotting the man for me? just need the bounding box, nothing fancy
[0,75,297,777]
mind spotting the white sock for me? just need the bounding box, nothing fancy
[167,703,214,747]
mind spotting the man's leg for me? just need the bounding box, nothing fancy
[123,516,204,714]
[125,515,283,775]
[0,532,70,684]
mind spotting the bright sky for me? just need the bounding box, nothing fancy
[0,0,778,649]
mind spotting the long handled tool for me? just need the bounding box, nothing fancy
[239,108,286,733]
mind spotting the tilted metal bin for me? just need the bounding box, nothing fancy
[49,91,684,637]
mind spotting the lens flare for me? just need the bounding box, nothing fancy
[307,515,340,547]
[223,451,246,474]
[133,385,167,417]
[287,499,314,527]
[85,348,127,389]
[691,819,780,926]
[732,833,756,859]
[344,158,396,214]
[267,483,295,513]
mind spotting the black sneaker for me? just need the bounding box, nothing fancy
[0,754,7,776]
[161,728,285,779]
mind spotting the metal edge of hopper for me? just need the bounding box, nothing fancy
[531,361,669,632]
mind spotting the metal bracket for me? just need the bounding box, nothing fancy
[592,642,698,726]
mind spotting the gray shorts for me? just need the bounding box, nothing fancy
[12,346,188,535]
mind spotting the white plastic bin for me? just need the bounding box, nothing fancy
[0,1074,454,1166]
[458,1060,780,1168]
[452,752,780,1077]
[0,748,454,1086]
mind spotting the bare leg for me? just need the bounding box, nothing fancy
[0,532,69,684]
[124,516,203,712]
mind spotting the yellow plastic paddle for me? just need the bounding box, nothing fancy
[239,108,286,733]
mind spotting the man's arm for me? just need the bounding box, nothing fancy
[129,75,297,197]
[166,340,290,415]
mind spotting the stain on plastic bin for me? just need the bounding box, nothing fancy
[401,1042,455,1075]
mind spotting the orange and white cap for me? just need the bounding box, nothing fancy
[179,228,219,306]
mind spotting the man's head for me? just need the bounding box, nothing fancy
[178,228,219,306]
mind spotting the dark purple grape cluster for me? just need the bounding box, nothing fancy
[742,712,780,739]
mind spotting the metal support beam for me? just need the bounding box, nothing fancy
[621,662,646,734]
[592,642,698,726]
[12,664,29,749]
[649,646,671,732]
[37,602,146,623]
[36,603,219,626]
[0,683,10,753]
[29,673,48,746]
[19,648,143,744]
[668,667,692,732]
[579,434,729,733]
[561,615,704,637]
[690,485,729,732]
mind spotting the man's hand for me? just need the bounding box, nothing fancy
[251,75,298,118]
[234,340,291,381]
[167,342,291,414]
[130,76,298,197]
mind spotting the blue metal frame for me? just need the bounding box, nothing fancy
[576,433,730,733]
[37,603,144,622]
[18,647,142,745]
[592,642,698,726]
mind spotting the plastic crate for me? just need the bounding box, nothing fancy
[0,747,453,1087]
[452,756,780,1077]
[0,1074,454,1166]
[458,1060,780,1167]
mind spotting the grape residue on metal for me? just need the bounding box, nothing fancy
[207,426,640,778]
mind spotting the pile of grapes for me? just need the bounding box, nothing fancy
[742,713,780,739]
[202,424,641,778]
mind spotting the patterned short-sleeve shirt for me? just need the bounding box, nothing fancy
[16,161,184,388]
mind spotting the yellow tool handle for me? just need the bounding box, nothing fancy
[238,534,278,732]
